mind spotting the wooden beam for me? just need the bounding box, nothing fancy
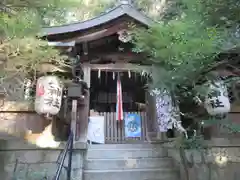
[76,29,108,43]
[84,63,152,72]
[48,41,75,47]
[87,52,142,62]
[46,30,108,47]
[76,23,127,43]
[60,22,128,43]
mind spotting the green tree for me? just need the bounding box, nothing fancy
[132,4,240,178]
[133,0,240,143]
[0,0,81,99]
[133,0,240,98]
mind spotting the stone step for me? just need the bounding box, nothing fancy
[87,143,165,150]
[83,168,177,180]
[85,157,173,170]
[86,148,168,159]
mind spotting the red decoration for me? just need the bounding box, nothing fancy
[36,84,45,96]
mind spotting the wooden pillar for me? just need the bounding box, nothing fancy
[145,92,156,141]
[146,92,167,142]
[77,65,91,143]
[83,64,91,88]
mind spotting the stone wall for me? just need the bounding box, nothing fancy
[0,101,49,140]
[0,140,86,180]
[167,138,240,180]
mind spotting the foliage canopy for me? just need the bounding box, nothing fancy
[133,0,240,97]
[0,0,81,98]
[132,0,240,141]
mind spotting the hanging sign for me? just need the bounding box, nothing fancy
[154,89,174,132]
[125,113,141,138]
[153,88,187,135]
[34,76,63,115]
[204,81,230,115]
[87,116,105,144]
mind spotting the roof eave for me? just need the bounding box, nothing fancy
[41,4,154,36]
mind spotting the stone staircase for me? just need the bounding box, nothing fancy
[83,144,178,180]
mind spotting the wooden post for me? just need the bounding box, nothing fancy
[76,65,91,143]
[71,100,77,142]
[77,92,90,143]
[83,64,91,87]
[145,92,167,142]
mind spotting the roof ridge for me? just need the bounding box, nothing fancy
[41,3,154,36]
[118,0,132,5]
[42,5,121,28]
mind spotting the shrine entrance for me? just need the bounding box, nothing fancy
[41,0,158,144]
[89,70,148,144]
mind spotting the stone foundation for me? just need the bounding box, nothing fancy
[167,138,240,180]
[0,100,49,140]
[0,140,86,180]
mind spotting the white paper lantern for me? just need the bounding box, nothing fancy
[204,81,230,115]
[34,76,63,115]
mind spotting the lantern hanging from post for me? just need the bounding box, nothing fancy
[204,80,230,115]
[34,76,63,116]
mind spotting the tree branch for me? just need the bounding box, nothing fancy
[0,2,16,15]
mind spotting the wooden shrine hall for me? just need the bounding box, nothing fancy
[0,0,239,146]
[42,0,158,144]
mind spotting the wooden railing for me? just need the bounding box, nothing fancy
[99,111,147,144]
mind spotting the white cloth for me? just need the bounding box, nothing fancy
[153,89,186,134]
[87,116,105,144]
